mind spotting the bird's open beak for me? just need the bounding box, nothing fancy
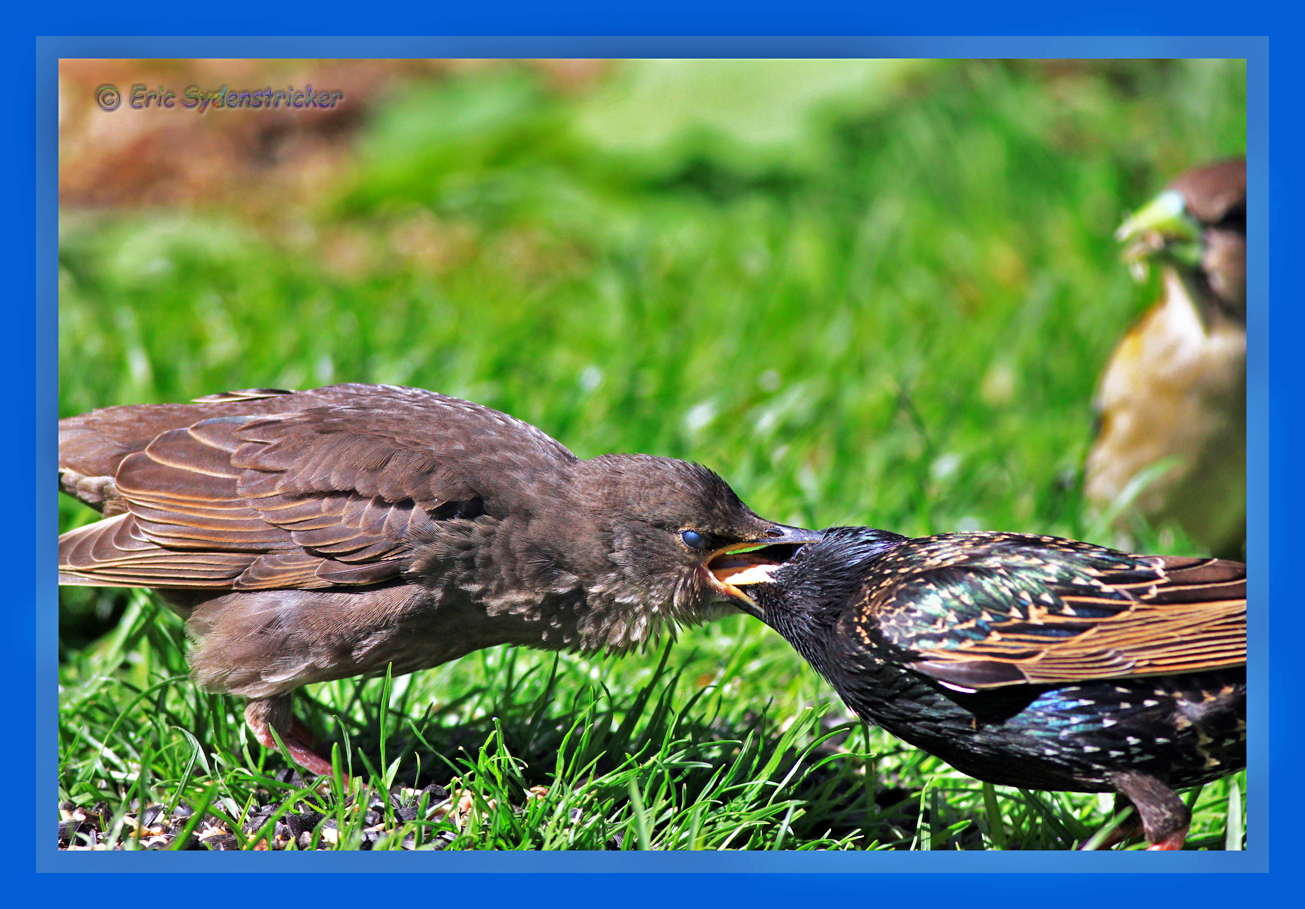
[705,524,820,611]
[1116,189,1201,278]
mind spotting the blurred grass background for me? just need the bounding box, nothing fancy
[57,58,1246,850]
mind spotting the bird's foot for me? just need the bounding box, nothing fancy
[1082,815,1143,850]
[1144,827,1189,851]
[275,727,339,779]
[245,696,343,779]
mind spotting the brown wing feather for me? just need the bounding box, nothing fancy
[58,384,577,591]
[58,514,255,586]
[59,388,297,504]
[902,553,1246,690]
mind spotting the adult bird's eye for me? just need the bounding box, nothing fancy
[680,530,708,550]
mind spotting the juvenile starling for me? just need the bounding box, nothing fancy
[59,383,819,775]
[1086,158,1246,559]
[721,526,1246,850]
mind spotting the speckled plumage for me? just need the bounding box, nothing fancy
[734,527,1246,849]
[59,383,819,774]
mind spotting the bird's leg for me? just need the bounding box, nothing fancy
[244,695,340,778]
[1082,793,1145,850]
[1108,770,1190,850]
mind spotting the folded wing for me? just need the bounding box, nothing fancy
[58,384,576,591]
[856,533,1246,690]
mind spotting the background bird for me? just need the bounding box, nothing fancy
[722,525,1246,849]
[58,383,818,776]
[1085,158,1246,559]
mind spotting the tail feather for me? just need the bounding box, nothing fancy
[58,514,251,588]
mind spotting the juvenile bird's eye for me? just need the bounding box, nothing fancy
[680,530,708,550]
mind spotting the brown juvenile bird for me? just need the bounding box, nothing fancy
[59,383,818,775]
[1085,159,1246,559]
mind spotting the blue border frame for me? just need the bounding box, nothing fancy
[27,32,1282,890]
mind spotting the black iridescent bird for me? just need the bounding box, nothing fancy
[718,526,1246,850]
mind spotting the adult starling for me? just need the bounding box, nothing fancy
[720,526,1246,849]
[1086,158,1246,559]
[59,383,819,775]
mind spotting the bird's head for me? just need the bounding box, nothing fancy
[1116,158,1246,321]
[562,454,821,647]
[715,526,908,655]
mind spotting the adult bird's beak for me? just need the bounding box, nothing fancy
[1116,189,1202,278]
[758,524,825,547]
[706,524,821,613]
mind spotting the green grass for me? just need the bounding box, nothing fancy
[58,59,1247,850]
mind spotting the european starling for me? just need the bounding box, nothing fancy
[721,526,1246,849]
[1086,158,1246,559]
[59,383,819,775]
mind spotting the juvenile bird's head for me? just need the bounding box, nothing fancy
[555,454,821,650]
